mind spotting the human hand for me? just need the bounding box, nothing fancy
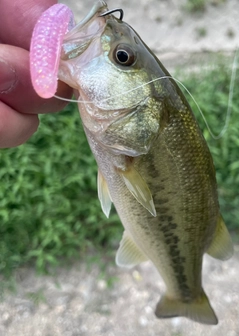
[0,0,73,148]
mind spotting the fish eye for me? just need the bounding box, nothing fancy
[113,44,136,66]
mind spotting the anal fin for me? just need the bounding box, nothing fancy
[119,166,156,217]
[116,231,148,268]
[97,170,112,218]
[206,214,233,260]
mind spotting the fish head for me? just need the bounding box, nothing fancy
[59,1,162,156]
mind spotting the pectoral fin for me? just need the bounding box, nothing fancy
[206,214,233,260]
[97,170,112,218]
[120,167,156,217]
[116,231,148,268]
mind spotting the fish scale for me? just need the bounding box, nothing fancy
[135,144,202,297]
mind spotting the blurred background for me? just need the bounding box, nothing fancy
[1,0,239,335]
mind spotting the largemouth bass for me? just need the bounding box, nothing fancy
[30,1,233,325]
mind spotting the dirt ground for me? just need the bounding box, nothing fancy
[1,0,239,335]
[1,251,239,336]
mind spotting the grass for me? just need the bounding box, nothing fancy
[0,104,121,281]
[195,26,207,39]
[0,54,238,284]
[184,0,227,13]
[184,0,207,13]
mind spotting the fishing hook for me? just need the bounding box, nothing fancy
[100,8,124,20]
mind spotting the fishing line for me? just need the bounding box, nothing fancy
[217,47,239,140]
[54,49,238,139]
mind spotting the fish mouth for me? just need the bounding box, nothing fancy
[61,1,108,61]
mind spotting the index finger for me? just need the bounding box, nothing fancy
[0,0,56,50]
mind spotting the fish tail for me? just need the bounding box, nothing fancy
[155,291,218,325]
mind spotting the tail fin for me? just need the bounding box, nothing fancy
[155,291,218,325]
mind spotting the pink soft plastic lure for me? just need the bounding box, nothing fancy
[30,4,74,98]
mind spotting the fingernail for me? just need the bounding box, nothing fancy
[0,58,17,94]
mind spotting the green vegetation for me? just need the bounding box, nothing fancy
[26,288,47,305]
[0,55,238,282]
[184,0,207,13]
[195,26,207,39]
[184,0,227,13]
[0,104,121,280]
[226,28,235,39]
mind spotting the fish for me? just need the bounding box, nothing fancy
[30,0,234,325]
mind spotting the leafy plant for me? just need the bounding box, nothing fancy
[184,0,227,13]
[195,26,207,38]
[0,104,121,279]
[184,0,207,13]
